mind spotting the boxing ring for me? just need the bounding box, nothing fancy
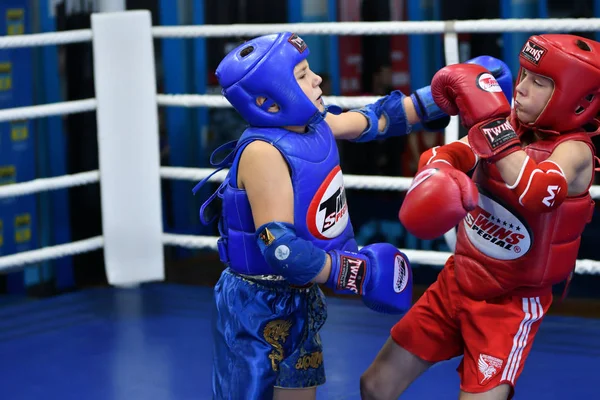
[1,10,600,399]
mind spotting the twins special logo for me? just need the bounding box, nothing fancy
[476,72,502,93]
[288,33,307,53]
[393,254,410,294]
[479,119,518,149]
[307,166,349,240]
[520,40,546,65]
[338,255,366,294]
[464,191,532,260]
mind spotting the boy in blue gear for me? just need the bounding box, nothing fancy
[193,32,509,400]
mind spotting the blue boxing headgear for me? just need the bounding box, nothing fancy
[216,32,324,127]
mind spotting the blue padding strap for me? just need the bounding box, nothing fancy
[255,221,327,286]
[351,90,412,142]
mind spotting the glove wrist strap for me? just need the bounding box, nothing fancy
[327,249,368,294]
[468,117,520,162]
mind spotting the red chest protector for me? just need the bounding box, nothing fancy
[454,131,596,300]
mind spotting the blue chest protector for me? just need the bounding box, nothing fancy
[193,120,358,276]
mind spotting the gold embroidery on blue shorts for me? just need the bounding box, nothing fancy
[295,351,323,370]
[264,319,292,371]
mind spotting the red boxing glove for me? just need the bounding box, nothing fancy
[399,162,479,240]
[431,64,520,161]
[431,63,511,128]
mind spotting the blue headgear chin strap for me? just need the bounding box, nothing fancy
[216,32,339,127]
[308,103,342,126]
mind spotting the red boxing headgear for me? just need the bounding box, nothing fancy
[518,34,600,133]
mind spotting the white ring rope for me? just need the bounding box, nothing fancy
[2,231,597,275]
[4,167,594,202]
[0,29,92,48]
[161,234,455,266]
[161,167,600,199]
[160,233,598,275]
[161,166,414,191]
[160,166,228,183]
[156,94,380,110]
[151,18,600,38]
[0,236,104,273]
[0,19,599,50]
[0,171,100,199]
[0,99,97,123]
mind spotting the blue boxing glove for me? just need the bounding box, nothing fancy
[326,243,412,314]
[411,56,513,131]
[409,86,452,132]
[466,55,513,103]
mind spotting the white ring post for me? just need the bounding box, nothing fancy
[443,31,461,146]
[442,31,461,252]
[91,10,165,285]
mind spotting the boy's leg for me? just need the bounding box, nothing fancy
[361,257,464,400]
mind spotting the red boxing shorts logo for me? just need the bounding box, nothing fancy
[479,119,518,150]
[520,40,546,65]
[307,166,349,240]
[478,354,504,385]
[476,72,502,93]
[464,192,532,260]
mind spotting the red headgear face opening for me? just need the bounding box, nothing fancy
[517,34,600,133]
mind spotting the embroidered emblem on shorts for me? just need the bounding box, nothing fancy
[259,227,275,246]
[264,319,292,371]
[295,351,323,370]
[478,354,504,385]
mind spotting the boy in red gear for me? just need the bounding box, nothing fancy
[360,34,599,400]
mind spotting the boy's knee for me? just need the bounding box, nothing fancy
[359,372,376,400]
[360,370,389,400]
